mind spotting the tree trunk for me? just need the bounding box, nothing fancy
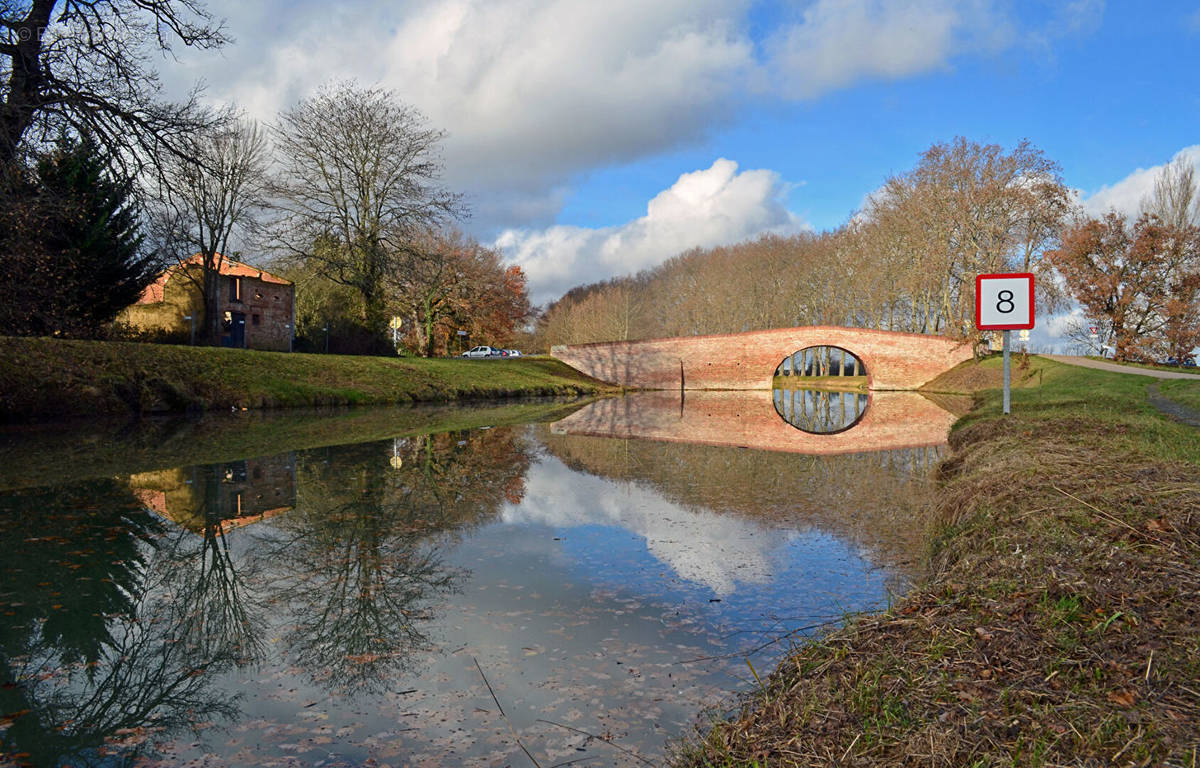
[203,266,223,345]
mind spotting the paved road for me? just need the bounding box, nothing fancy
[1042,355,1200,380]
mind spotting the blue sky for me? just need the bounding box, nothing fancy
[162,0,1200,339]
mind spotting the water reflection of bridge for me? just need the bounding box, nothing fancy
[551,389,956,455]
[773,388,870,434]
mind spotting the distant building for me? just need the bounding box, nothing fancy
[118,255,295,351]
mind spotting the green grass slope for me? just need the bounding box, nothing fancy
[0,337,610,422]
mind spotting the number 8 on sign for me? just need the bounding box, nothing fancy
[976,273,1034,330]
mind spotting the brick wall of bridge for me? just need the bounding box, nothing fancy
[551,326,974,390]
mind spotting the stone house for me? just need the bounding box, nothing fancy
[119,255,295,351]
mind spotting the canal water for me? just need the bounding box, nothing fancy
[0,392,955,767]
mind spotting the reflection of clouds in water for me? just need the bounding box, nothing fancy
[502,455,780,596]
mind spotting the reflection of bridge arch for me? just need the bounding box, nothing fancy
[551,325,972,391]
[773,389,869,434]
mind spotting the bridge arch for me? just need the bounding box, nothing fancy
[775,344,867,379]
[551,326,973,391]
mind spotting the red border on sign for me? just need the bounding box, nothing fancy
[975,272,1035,330]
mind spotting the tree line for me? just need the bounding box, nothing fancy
[535,140,1200,364]
[1,1,530,356]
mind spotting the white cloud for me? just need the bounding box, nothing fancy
[496,158,805,304]
[1081,145,1200,219]
[162,0,1037,231]
[764,0,1013,99]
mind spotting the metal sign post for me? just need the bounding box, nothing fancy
[976,273,1035,416]
[1002,329,1011,414]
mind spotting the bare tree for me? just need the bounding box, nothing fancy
[0,0,226,170]
[153,118,269,344]
[269,82,461,330]
[1144,155,1200,230]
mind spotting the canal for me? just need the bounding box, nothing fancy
[0,390,958,767]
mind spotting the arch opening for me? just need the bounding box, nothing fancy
[773,346,869,434]
[774,345,867,380]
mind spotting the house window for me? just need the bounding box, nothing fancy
[229,277,243,302]
[252,314,261,326]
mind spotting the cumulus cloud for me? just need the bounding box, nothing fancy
[1080,145,1200,219]
[496,158,805,304]
[160,0,1044,231]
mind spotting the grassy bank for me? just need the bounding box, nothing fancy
[677,356,1200,767]
[0,336,610,422]
[771,375,868,391]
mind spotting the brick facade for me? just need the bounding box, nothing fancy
[551,326,974,390]
[551,389,957,456]
[119,255,295,352]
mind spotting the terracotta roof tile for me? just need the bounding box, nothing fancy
[135,254,292,305]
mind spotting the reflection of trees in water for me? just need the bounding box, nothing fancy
[256,428,532,694]
[132,456,295,667]
[0,425,535,762]
[162,521,267,668]
[0,481,240,766]
[539,431,943,572]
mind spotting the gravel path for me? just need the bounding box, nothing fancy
[1041,354,1200,379]
[1147,384,1200,427]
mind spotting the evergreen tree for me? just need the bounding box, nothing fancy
[0,136,156,336]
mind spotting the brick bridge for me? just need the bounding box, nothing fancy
[551,326,973,391]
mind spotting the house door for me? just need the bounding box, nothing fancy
[230,312,246,348]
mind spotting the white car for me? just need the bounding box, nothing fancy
[461,345,503,358]
[504,349,522,357]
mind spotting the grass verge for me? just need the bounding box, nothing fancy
[0,336,612,422]
[674,356,1200,767]
[771,375,868,391]
[1157,379,1200,415]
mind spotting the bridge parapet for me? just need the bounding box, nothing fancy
[551,326,973,390]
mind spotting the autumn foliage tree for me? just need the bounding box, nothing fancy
[1047,213,1200,361]
[389,229,530,356]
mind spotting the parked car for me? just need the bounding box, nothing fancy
[461,345,503,358]
[504,349,522,357]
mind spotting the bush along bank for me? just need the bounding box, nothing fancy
[676,357,1200,767]
[0,336,612,422]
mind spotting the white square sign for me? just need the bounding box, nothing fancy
[976,273,1035,330]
